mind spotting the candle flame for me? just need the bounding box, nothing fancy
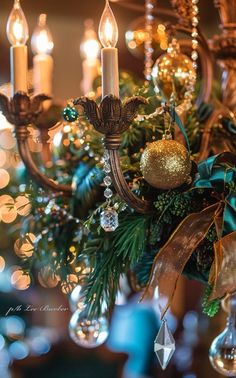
[31,14,54,55]
[6,0,29,46]
[99,1,118,48]
[80,19,100,61]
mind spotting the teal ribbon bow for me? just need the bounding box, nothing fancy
[170,107,190,152]
[194,152,236,236]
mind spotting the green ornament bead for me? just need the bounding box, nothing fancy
[63,106,78,122]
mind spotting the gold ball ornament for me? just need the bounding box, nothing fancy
[140,139,191,190]
[152,39,195,103]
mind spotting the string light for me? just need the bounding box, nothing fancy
[144,0,157,81]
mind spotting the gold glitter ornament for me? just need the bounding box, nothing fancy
[152,39,195,103]
[140,138,191,190]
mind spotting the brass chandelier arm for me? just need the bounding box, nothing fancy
[16,129,72,196]
[74,95,154,214]
[108,149,153,214]
[0,92,72,196]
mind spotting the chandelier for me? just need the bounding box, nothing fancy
[1,0,236,375]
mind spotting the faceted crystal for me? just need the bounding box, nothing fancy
[104,176,112,186]
[100,208,119,232]
[154,320,175,370]
[191,28,198,38]
[104,188,113,199]
[192,16,199,26]
[104,163,111,174]
[103,150,109,161]
[191,51,198,61]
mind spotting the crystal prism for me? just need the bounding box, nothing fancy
[154,319,175,370]
[100,208,119,232]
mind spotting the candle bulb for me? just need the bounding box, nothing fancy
[99,0,119,98]
[80,19,101,95]
[6,0,29,95]
[31,14,54,97]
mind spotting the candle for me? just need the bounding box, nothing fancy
[6,0,29,95]
[99,0,119,98]
[80,19,101,95]
[31,14,54,96]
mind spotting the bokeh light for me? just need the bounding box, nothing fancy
[0,256,6,273]
[11,268,31,290]
[0,149,7,168]
[3,316,25,340]
[15,195,31,216]
[0,129,16,150]
[0,195,17,224]
[9,341,29,360]
[0,169,10,189]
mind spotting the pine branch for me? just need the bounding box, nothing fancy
[82,214,150,317]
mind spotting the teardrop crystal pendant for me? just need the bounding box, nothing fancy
[98,0,118,48]
[6,0,29,46]
[154,319,175,370]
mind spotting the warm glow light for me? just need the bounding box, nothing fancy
[0,256,6,273]
[11,268,31,290]
[31,14,54,55]
[99,0,118,48]
[6,0,29,46]
[15,195,31,216]
[80,19,100,61]
[0,169,10,189]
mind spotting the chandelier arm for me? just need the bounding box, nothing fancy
[16,131,72,195]
[108,149,153,214]
[0,92,72,195]
[74,95,154,213]
[198,108,233,162]
[16,129,72,195]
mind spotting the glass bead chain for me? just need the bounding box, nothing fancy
[100,149,119,232]
[181,0,199,111]
[144,0,157,81]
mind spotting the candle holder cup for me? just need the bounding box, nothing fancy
[0,91,72,196]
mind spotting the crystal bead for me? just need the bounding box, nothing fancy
[104,176,112,186]
[154,320,175,370]
[192,16,199,26]
[100,208,119,232]
[192,5,199,14]
[191,51,198,61]
[103,150,109,161]
[104,188,113,198]
[63,106,78,123]
[192,39,198,49]
[191,28,198,38]
[193,61,198,70]
[104,163,111,174]
[192,0,199,4]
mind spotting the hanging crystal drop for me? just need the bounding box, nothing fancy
[100,207,119,232]
[154,319,175,370]
[104,188,113,199]
[104,163,111,174]
[104,176,112,186]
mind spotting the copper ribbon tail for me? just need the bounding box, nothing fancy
[210,231,236,301]
[142,202,223,319]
